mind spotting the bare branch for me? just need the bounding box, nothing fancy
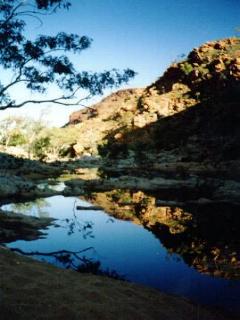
[0,78,30,96]
[16,6,60,17]
[0,2,25,26]
[18,13,43,27]
[0,93,91,110]
[10,246,94,258]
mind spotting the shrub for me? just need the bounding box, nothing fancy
[180,62,193,75]
[32,136,51,159]
[8,132,27,146]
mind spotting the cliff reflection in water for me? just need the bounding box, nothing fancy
[84,190,240,280]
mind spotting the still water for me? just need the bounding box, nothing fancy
[2,195,240,315]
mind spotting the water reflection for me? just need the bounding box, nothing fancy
[10,246,94,270]
[8,198,50,218]
[151,203,240,280]
[63,202,95,238]
[10,245,124,278]
[84,190,240,280]
[1,193,240,315]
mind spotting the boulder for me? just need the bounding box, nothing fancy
[133,112,158,128]
[73,143,85,155]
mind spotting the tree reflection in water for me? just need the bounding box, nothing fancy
[6,198,50,218]
[10,247,125,280]
[60,200,95,238]
[6,197,124,279]
[3,190,240,280]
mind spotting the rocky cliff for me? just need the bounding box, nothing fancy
[67,88,143,156]
[68,37,240,179]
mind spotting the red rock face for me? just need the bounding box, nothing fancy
[68,88,143,125]
[69,109,93,124]
[68,37,240,128]
[66,37,240,163]
[69,111,84,124]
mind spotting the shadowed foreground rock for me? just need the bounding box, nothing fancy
[0,247,231,320]
[0,211,54,243]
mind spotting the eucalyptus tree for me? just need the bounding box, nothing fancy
[0,0,135,110]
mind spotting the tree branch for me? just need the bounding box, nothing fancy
[10,246,94,258]
[0,93,91,110]
[0,1,136,111]
[0,2,25,26]
[0,78,29,96]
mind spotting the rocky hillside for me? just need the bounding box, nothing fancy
[68,37,240,177]
[67,88,143,156]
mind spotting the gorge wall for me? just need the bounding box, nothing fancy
[68,37,240,179]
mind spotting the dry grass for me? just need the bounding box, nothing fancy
[0,246,231,320]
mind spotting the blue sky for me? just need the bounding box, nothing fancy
[1,0,239,125]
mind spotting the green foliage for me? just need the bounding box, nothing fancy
[44,126,79,158]
[32,136,51,159]
[0,1,135,110]
[0,116,30,147]
[0,115,87,159]
[198,65,209,76]
[180,62,193,75]
[8,132,27,146]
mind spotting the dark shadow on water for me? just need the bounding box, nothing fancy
[84,190,240,280]
[151,202,240,280]
[10,246,125,280]
[76,259,125,280]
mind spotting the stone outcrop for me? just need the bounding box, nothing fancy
[95,37,240,180]
[0,153,63,199]
[68,89,143,125]
[67,37,240,174]
[66,89,143,156]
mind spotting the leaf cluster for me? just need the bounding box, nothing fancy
[0,0,136,110]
